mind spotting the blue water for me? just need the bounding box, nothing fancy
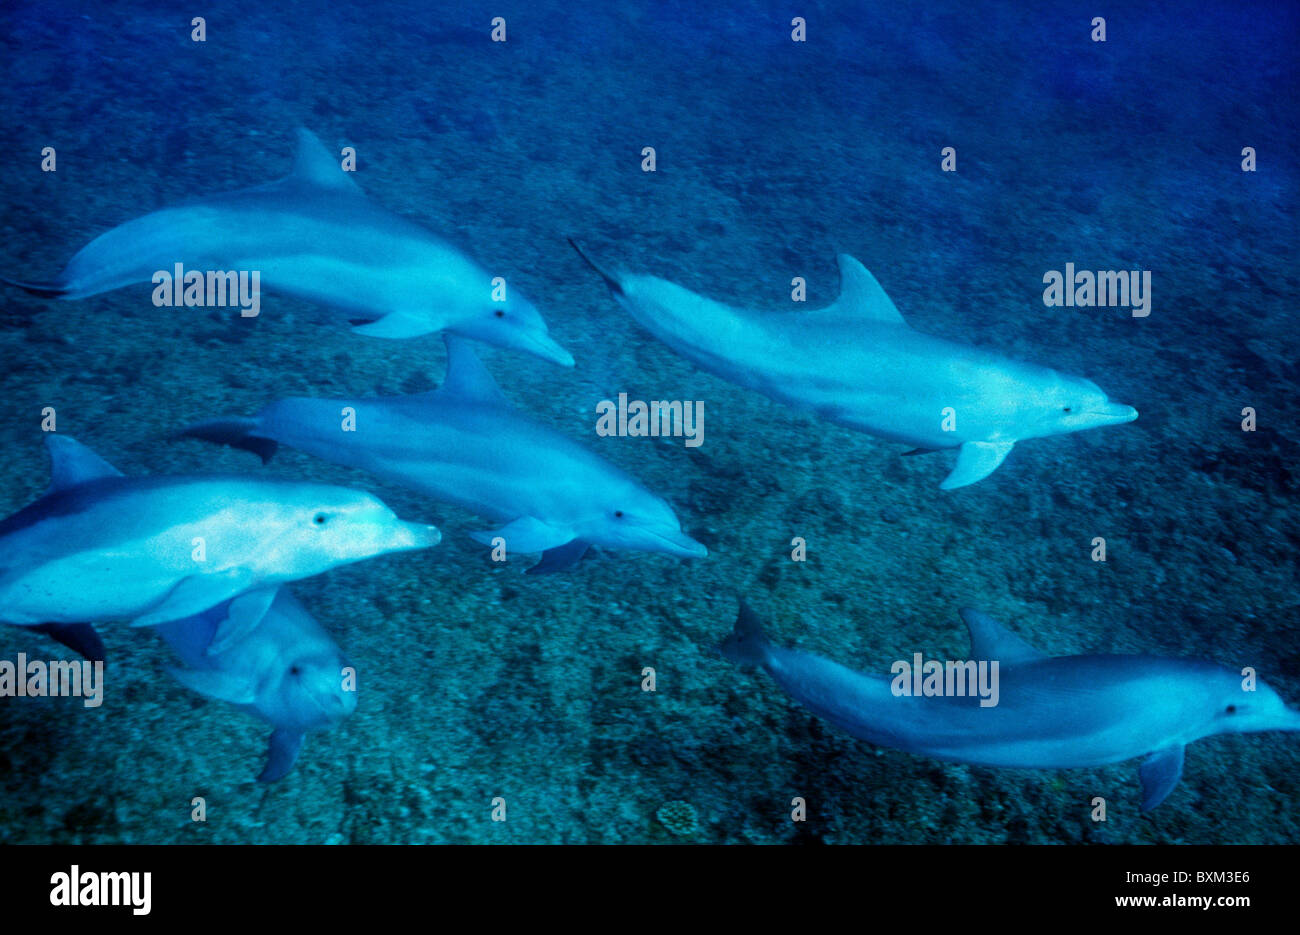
[0,0,1296,843]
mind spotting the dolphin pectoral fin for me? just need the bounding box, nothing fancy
[131,569,256,627]
[206,586,278,656]
[258,728,305,782]
[470,517,576,555]
[167,665,259,705]
[526,540,591,575]
[1139,745,1185,812]
[29,623,106,662]
[939,441,1015,490]
[351,312,435,339]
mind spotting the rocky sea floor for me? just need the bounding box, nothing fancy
[0,1,1296,843]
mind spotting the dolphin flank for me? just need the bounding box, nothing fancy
[2,129,574,366]
[0,435,441,651]
[176,335,707,573]
[155,586,357,782]
[573,241,1138,488]
[721,602,1300,811]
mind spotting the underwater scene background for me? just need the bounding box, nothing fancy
[0,0,1296,844]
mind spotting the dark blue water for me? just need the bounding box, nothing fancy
[0,0,1296,843]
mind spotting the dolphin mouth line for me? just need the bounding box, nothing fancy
[1087,403,1139,425]
[522,330,575,367]
[1064,403,1137,429]
[398,522,442,550]
[648,528,708,559]
[309,690,350,723]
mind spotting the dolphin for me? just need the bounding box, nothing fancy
[154,586,357,782]
[720,602,1300,811]
[572,242,1138,488]
[1,129,573,366]
[0,435,440,651]
[175,336,707,573]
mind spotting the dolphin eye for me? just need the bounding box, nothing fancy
[1063,407,1072,413]
[290,665,302,676]
[614,510,625,519]
[1225,704,1238,714]
[494,309,505,318]
[313,512,329,526]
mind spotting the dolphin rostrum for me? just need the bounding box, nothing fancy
[0,435,440,652]
[721,602,1300,811]
[572,242,1137,488]
[177,336,707,573]
[155,586,356,782]
[2,129,573,366]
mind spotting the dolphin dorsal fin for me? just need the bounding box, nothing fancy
[832,255,907,326]
[289,128,360,193]
[436,335,509,407]
[45,435,123,491]
[959,609,1048,664]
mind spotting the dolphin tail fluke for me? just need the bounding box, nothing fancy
[0,275,68,299]
[176,419,279,464]
[719,601,772,667]
[29,622,106,663]
[568,238,624,296]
